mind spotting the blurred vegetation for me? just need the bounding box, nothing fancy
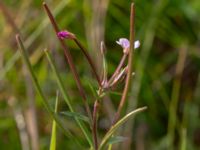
[0,0,200,149]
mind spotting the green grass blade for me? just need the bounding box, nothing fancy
[16,34,76,140]
[99,106,147,149]
[44,49,93,147]
[50,91,59,150]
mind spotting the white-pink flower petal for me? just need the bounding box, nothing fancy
[134,40,140,49]
[116,38,140,49]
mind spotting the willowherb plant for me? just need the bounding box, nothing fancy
[16,2,147,150]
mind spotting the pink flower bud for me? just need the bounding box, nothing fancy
[57,31,75,39]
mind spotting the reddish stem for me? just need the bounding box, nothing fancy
[92,100,99,150]
[107,54,127,86]
[43,2,92,121]
[73,38,101,85]
[112,3,135,125]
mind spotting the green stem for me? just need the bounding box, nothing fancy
[50,91,59,150]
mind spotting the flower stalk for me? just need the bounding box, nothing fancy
[73,38,101,86]
[107,54,127,87]
[57,30,101,85]
[16,2,146,149]
[92,100,99,150]
[43,2,92,121]
[112,3,135,125]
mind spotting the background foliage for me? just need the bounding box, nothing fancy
[0,0,200,149]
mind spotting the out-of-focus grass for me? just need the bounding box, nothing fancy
[0,0,200,149]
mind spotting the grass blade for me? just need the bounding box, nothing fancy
[16,34,77,141]
[44,49,93,147]
[50,91,59,150]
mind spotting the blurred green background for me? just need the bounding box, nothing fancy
[0,0,200,149]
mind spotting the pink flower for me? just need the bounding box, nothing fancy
[116,38,130,49]
[57,31,75,39]
[116,38,140,53]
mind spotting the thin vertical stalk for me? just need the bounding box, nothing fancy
[50,91,59,150]
[112,3,135,125]
[43,2,92,120]
[92,100,99,150]
[107,54,127,85]
[73,38,101,85]
[100,42,116,124]
[122,1,165,149]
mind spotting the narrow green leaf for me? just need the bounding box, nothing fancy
[50,91,59,150]
[107,136,128,145]
[16,35,83,147]
[44,49,93,147]
[99,106,147,149]
[60,111,90,123]
[16,35,73,138]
